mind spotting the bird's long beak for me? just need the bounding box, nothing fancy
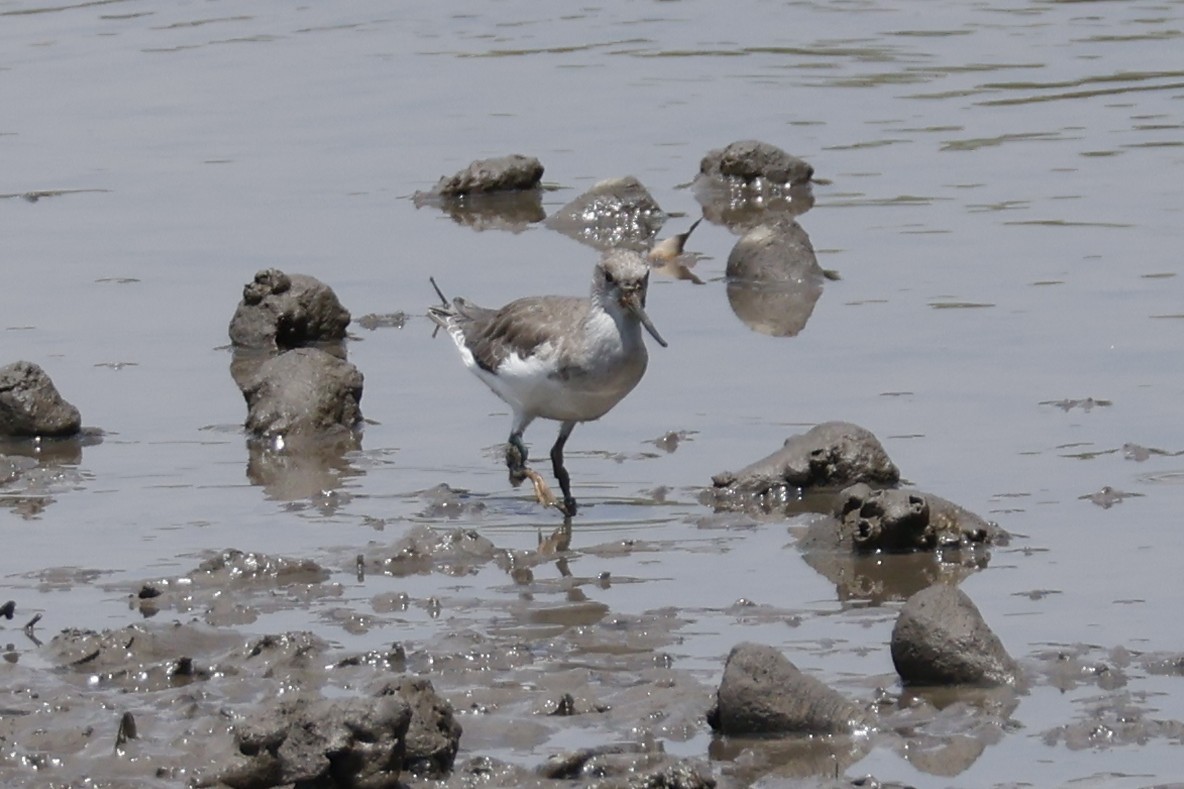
[621,290,668,348]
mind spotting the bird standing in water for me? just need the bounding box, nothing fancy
[429,249,666,516]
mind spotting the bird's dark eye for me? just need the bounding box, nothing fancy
[603,271,615,285]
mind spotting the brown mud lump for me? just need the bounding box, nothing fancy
[0,361,82,438]
[228,268,351,350]
[428,154,544,197]
[241,347,363,439]
[891,584,1019,687]
[707,642,870,735]
[699,139,814,186]
[219,692,412,789]
[712,421,900,498]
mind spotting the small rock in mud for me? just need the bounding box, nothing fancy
[228,268,351,350]
[712,421,900,503]
[725,220,826,337]
[0,361,82,438]
[834,483,1005,553]
[376,676,462,778]
[546,175,666,250]
[425,154,545,197]
[699,140,815,186]
[707,642,870,735]
[241,347,364,440]
[891,584,1019,687]
[219,691,412,789]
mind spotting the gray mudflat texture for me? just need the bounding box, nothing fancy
[242,348,363,439]
[219,692,412,789]
[228,268,351,350]
[699,140,814,185]
[891,584,1019,687]
[836,483,1005,553]
[707,642,869,735]
[712,421,900,496]
[0,361,81,438]
[540,743,715,786]
[545,175,666,250]
[430,154,544,196]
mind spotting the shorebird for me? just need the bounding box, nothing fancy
[647,218,704,284]
[429,249,667,516]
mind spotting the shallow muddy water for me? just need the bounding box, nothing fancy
[3,1,1184,786]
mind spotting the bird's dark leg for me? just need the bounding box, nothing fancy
[551,421,578,516]
[506,431,529,487]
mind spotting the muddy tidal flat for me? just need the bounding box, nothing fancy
[4,2,1184,787]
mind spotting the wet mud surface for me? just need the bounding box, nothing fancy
[5,1,1184,787]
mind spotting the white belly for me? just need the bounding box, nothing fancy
[464,324,646,423]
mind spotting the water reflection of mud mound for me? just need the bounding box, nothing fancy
[418,190,546,232]
[726,279,821,337]
[799,545,982,605]
[695,179,815,233]
[1,432,100,518]
[246,433,361,504]
[545,175,666,251]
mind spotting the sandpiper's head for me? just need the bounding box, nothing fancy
[593,250,667,348]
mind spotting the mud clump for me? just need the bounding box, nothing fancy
[219,692,412,789]
[699,140,815,186]
[712,421,900,500]
[546,175,666,250]
[707,642,870,736]
[426,154,545,197]
[724,220,827,337]
[891,584,1020,687]
[0,361,82,438]
[836,483,1005,553]
[378,676,462,777]
[228,268,351,351]
[726,219,819,284]
[414,155,548,232]
[241,347,363,440]
[694,140,816,232]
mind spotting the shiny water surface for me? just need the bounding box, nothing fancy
[3,1,1184,786]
